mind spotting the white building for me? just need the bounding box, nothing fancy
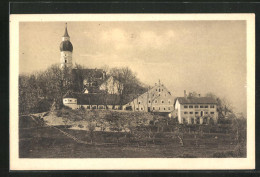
[124,82,175,114]
[174,91,218,124]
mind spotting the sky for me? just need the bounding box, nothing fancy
[19,21,247,115]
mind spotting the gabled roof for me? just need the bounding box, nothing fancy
[176,97,218,104]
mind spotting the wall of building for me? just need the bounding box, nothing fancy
[63,98,79,109]
[177,102,218,124]
[60,51,72,68]
[127,84,175,113]
[99,76,121,94]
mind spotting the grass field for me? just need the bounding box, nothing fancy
[19,116,245,158]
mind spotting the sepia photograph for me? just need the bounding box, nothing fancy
[10,14,255,170]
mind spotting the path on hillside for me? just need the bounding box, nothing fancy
[21,113,115,146]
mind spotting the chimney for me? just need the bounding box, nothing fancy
[184,90,187,98]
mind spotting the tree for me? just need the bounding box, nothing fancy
[109,67,146,109]
[206,92,234,119]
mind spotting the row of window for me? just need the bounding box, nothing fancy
[136,107,171,111]
[139,100,171,104]
[152,93,168,97]
[64,99,76,103]
[182,117,213,125]
[155,88,163,92]
[184,111,215,114]
[183,105,215,109]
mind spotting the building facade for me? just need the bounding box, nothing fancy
[125,82,175,114]
[174,92,218,124]
[63,92,129,110]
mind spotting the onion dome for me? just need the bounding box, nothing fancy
[60,40,73,52]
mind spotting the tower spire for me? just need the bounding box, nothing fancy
[63,23,70,37]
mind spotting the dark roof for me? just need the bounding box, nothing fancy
[60,40,73,52]
[64,93,133,105]
[176,97,218,104]
[63,92,77,98]
[72,69,104,79]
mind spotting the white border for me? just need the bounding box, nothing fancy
[10,14,255,170]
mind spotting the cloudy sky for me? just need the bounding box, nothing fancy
[19,21,247,114]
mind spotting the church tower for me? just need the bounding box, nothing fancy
[60,23,73,69]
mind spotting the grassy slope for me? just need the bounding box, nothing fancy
[19,116,244,158]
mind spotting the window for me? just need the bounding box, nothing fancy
[164,108,166,110]
[168,107,170,110]
[205,105,208,108]
[205,112,208,114]
[153,94,154,96]
[159,107,160,110]
[159,94,160,96]
[168,100,171,104]
[195,112,199,114]
[141,108,143,110]
[184,112,188,114]
[69,100,72,102]
[189,105,193,108]
[184,106,188,108]
[210,105,215,108]
[65,60,67,63]
[153,107,155,110]
[159,89,160,92]
[155,100,158,103]
[200,105,204,108]
[195,105,199,108]
[136,108,139,110]
[138,102,141,104]
[162,89,164,91]
[211,112,215,114]
[156,89,157,91]
[190,112,193,114]
[162,100,164,103]
[148,100,151,103]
